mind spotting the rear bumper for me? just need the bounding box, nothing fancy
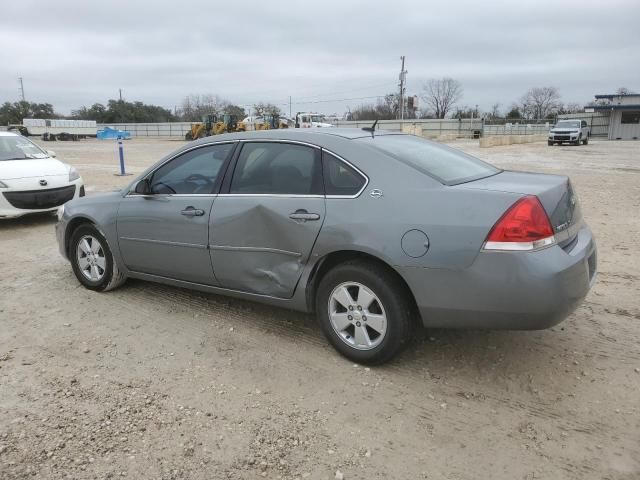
[399,225,597,329]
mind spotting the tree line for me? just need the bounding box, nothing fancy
[2,85,634,125]
[0,95,285,126]
[350,82,635,122]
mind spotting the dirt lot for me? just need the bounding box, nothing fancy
[1,137,639,480]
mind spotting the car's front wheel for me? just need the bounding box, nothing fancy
[583,136,589,145]
[316,260,414,365]
[70,224,126,292]
[548,140,553,146]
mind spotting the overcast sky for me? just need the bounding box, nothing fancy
[1,0,639,117]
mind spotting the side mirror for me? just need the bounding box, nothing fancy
[47,150,57,158]
[134,178,151,195]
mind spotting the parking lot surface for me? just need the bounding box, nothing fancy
[1,137,639,480]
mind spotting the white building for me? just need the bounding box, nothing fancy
[589,93,640,140]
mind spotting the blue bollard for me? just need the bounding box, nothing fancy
[118,138,125,175]
[114,136,132,176]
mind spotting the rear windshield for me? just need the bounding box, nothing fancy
[357,134,500,185]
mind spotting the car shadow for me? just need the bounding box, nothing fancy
[120,279,563,379]
[0,212,58,231]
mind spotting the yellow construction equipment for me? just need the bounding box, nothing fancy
[213,114,240,135]
[185,114,217,140]
[255,114,287,131]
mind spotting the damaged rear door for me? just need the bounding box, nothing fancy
[209,141,325,298]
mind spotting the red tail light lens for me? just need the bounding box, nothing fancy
[484,196,555,251]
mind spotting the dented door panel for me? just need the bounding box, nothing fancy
[209,196,325,297]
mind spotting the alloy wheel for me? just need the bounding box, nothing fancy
[76,235,106,281]
[328,282,387,350]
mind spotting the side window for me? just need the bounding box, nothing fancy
[322,151,366,197]
[581,121,587,128]
[230,142,322,195]
[150,143,233,194]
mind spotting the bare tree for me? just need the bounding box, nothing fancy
[421,78,463,119]
[520,87,561,120]
[489,103,501,119]
[178,94,225,121]
[253,102,281,117]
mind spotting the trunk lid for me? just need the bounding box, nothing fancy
[457,170,583,247]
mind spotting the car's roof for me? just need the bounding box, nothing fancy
[190,127,404,145]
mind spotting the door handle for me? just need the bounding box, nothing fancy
[289,210,320,222]
[181,206,205,217]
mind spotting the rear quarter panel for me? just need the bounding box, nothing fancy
[312,140,522,270]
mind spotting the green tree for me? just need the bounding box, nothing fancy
[70,99,175,123]
[506,105,522,119]
[0,101,58,125]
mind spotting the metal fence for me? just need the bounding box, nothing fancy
[556,112,610,137]
[334,118,485,137]
[98,122,192,137]
[98,114,610,139]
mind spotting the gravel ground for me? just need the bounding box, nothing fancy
[1,137,639,480]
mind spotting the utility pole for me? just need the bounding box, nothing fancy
[289,96,292,119]
[398,56,407,120]
[119,88,123,101]
[18,77,25,101]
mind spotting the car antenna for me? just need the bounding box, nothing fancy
[361,119,378,137]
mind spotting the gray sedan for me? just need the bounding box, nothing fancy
[56,129,597,364]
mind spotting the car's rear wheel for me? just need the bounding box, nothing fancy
[316,260,414,365]
[70,224,126,292]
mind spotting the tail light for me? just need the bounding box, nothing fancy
[484,196,555,251]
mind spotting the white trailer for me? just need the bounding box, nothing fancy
[20,119,97,140]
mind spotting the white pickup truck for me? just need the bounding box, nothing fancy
[548,119,590,146]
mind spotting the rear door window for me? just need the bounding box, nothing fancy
[230,142,322,195]
[358,134,499,185]
[322,151,366,197]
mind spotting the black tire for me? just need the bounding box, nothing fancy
[548,140,553,146]
[69,224,126,292]
[583,136,588,145]
[574,135,581,146]
[315,260,415,365]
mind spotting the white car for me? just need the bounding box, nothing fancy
[0,131,84,219]
[548,119,590,146]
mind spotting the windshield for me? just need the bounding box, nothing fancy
[358,134,500,185]
[555,121,580,129]
[311,115,326,123]
[0,135,49,161]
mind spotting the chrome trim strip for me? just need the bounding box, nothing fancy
[210,245,301,257]
[217,194,324,199]
[124,193,218,198]
[239,139,321,149]
[119,236,207,249]
[322,150,369,199]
